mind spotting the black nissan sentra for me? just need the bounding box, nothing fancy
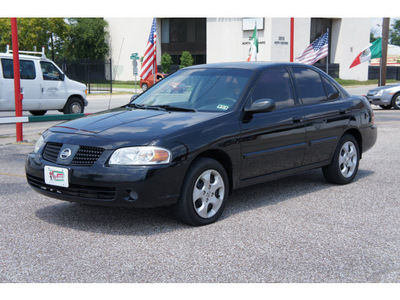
[26,62,377,226]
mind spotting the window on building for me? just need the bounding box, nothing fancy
[310,18,332,64]
[161,18,206,67]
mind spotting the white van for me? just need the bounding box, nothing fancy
[0,48,87,115]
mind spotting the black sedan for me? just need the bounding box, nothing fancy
[26,62,377,226]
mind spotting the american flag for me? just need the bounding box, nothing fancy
[295,31,329,65]
[140,18,158,81]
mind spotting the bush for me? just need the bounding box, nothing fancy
[161,52,173,73]
[180,51,193,69]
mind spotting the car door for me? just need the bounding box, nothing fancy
[239,67,306,181]
[290,66,352,166]
[0,58,41,110]
[39,61,68,110]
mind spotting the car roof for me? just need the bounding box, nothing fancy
[0,52,51,62]
[185,61,310,71]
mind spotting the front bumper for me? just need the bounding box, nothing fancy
[366,95,391,106]
[25,151,187,208]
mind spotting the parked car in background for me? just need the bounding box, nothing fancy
[139,72,165,91]
[0,49,87,115]
[366,84,400,109]
[26,62,377,226]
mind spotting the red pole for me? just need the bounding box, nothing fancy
[11,18,23,142]
[290,18,294,62]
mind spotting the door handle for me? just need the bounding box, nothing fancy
[292,117,303,123]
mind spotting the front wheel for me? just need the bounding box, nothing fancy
[322,134,360,185]
[391,93,400,110]
[174,158,229,226]
[63,97,84,114]
[141,83,148,92]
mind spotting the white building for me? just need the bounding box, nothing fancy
[105,17,371,81]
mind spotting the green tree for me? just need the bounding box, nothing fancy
[161,52,173,73]
[390,19,400,46]
[179,51,193,69]
[65,18,109,60]
[0,18,69,60]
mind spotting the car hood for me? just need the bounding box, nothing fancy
[48,107,223,146]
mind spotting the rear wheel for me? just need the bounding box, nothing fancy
[323,134,360,185]
[63,97,84,114]
[391,93,400,110]
[174,158,229,226]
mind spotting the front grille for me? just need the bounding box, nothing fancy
[42,142,62,163]
[42,143,104,166]
[71,146,104,166]
[27,174,116,201]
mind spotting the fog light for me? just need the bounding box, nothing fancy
[124,189,139,202]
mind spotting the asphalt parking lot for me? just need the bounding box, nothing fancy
[1,88,400,283]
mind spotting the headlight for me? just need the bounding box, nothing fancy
[375,90,384,96]
[109,146,171,165]
[34,135,45,153]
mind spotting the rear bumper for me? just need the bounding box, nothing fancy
[361,124,378,154]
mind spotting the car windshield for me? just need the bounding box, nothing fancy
[131,68,253,112]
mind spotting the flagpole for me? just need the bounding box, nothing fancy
[326,29,329,75]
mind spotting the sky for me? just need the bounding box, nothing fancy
[370,18,398,37]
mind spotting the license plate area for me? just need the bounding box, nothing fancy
[44,166,69,188]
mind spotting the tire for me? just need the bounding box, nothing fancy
[379,105,392,110]
[29,110,47,116]
[63,97,84,114]
[322,134,360,185]
[391,93,400,110]
[142,83,148,92]
[174,158,229,226]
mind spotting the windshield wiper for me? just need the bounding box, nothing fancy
[147,105,197,112]
[127,103,196,112]
[126,103,147,109]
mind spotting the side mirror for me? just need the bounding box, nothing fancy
[244,98,276,114]
[60,73,65,81]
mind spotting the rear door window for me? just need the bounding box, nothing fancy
[1,58,36,80]
[322,76,340,100]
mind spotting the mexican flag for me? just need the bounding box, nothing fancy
[247,24,258,61]
[350,38,382,68]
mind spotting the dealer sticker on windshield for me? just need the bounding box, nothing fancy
[44,166,69,188]
[217,104,229,110]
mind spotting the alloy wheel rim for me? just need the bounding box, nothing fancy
[339,141,357,178]
[395,95,400,108]
[192,169,225,219]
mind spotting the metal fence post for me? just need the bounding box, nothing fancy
[110,58,112,94]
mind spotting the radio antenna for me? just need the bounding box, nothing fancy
[108,37,125,110]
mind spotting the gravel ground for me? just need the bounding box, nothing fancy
[0,108,400,283]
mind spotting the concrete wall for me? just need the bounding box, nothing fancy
[107,17,370,81]
[331,18,370,80]
[106,18,156,81]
